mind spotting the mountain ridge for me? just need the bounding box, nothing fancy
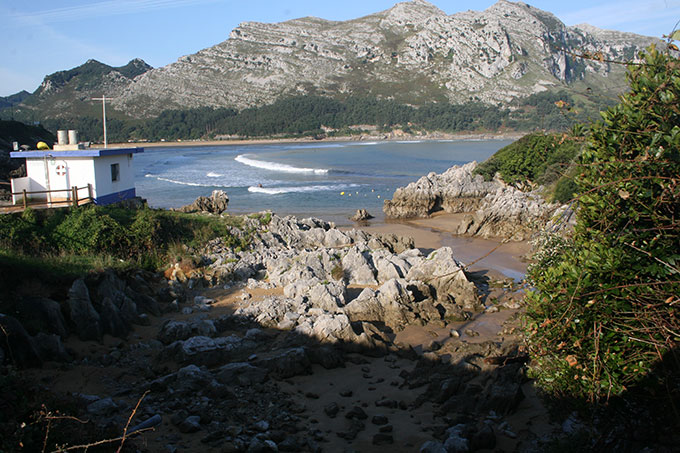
[4,0,662,121]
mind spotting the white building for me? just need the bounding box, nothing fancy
[10,146,144,206]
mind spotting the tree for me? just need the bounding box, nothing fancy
[525,45,680,402]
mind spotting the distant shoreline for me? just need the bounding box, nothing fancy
[104,131,524,149]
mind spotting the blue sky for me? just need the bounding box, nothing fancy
[1,0,678,97]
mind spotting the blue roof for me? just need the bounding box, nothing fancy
[10,147,144,159]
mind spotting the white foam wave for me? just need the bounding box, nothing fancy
[206,172,222,178]
[347,141,379,146]
[235,154,329,174]
[248,184,358,195]
[147,174,215,187]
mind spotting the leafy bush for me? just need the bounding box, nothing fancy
[475,132,582,187]
[552,176,577,203]
[524,46,680,401]
[0,204,250,273]
[53,206,130,256]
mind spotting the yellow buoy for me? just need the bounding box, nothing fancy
[340,192,345,195]
[36,141,49,150]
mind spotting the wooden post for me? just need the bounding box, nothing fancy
[72,186,78,207]
[87,183,93,202]
[22,189,27,209]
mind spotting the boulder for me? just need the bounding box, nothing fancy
[67,278,102,341]
[215,362,268,386]
[100,298,131,338]
[14,297,68,338]
[125,287,161,317]
[169,335,242,366]
[87,397,118,416]
[34,332,71,362]
[174,364,213,393]
[253,347,311,379]
[406,247,480,312]
[307,281,346,312]
[350,209,374,221]
[344,279,418,331]
[0,314,42,368]
[157,319,216,344]
[310,313,357,344]
[177,190,229,214]
[383,163,497,219]
[455,187,558,241]
[341,248,377,285]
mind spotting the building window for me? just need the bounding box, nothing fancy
[111,163,120,182]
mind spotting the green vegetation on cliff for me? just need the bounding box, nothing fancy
[475,131,584,202]
[525,46,680,405]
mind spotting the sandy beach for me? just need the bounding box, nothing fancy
[103,131,524,150]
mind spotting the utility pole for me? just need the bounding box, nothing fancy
[91,95,112,148]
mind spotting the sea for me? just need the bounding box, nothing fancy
[135,139,513,225]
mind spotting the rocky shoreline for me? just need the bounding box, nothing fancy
[383,161,574,241]
[1,212,546,452]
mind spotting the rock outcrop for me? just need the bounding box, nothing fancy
[350,208,374,221]
[384,161,570,240]
[176,190,229,214]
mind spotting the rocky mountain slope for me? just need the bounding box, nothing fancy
[112,0,658,117]
[16,58,152,119]
[5,0,659,121]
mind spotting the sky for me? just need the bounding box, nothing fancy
[1,0,679,97]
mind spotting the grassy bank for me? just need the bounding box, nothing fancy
[0,204,250,292]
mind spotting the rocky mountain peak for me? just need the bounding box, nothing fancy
[485,0,564,30]
[381,0,446,23]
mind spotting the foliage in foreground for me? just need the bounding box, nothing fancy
[0,204,244,273]
[525,46,680,402]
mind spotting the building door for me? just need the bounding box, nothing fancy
[49,159,70,203]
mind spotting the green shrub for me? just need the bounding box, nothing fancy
[475,132,582,187]
[524,46,680,402]
[52,206,130,256]
[552,177,577,203]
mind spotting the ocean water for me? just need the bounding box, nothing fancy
[135,139,513,224]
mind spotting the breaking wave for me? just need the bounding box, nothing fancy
[248,184,358,195]
[146,174,218,188]
[235,154,329,174]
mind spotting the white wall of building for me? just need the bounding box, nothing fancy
[62,157,96,193]
[92,153,134,199]
[10,177,32,204]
